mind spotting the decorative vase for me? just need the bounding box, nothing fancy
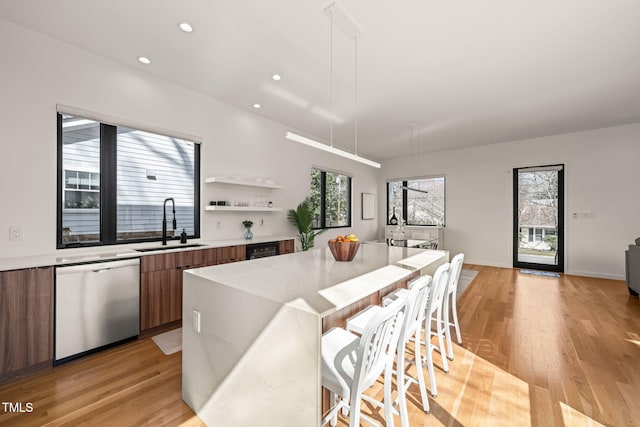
[244,227,253,240]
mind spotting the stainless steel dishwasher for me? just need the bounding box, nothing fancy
[55,258,140,363]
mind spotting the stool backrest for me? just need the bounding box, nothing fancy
[447,253,465,295]
[353,295,407,392]
[401,275,432,343]
[427,263,451,318]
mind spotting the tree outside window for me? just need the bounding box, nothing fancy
[387,176,445,226]
[310,168,351,229]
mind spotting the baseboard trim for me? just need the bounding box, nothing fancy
[464,260,625,281]
[564,270,625,281]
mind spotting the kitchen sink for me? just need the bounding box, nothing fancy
[134,243,206,252]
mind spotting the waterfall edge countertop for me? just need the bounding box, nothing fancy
[181,243,448,427]
[185,243,448,316]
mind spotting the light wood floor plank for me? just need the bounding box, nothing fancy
[1,264,639,426]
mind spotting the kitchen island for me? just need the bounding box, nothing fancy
[182,243,448,427]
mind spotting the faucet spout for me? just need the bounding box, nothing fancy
[162,197,176,245]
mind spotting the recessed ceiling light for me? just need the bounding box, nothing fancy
[138,56,151,65]
[253,103,262,109]
[179,22,193,33]
[272,74,282,81]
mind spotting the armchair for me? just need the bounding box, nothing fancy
[625,237,640,296]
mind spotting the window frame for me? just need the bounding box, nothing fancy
[56,113,201,249]
[310,167,352,230]
[386,175,446,226]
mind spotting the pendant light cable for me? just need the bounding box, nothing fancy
[285,2,380,168]
[329,10,334,148]
[354,36,358,156]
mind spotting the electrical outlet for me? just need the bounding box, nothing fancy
[192,310,201,333]
[216,221,221,229]
[9,226,22,241]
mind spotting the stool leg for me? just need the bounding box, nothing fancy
[349,396,362,427]
[444,293,454,361]
[437,307,449,373]
[423,323,438,397]
[452,296,462,344]
[413,330,430,413]
[383,362,395,427]
[397,343,409,427]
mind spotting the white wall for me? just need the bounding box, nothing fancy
[3,18,637,279]
[380,124,640,279]
[0,19,379,258]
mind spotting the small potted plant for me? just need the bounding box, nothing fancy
[242,220,253,240]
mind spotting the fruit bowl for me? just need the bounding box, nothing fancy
[328,240,360,262]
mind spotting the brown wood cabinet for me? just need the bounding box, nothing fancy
[215,245,246,264]
[0,266,53,382]
[279,239,295,255]
[140,248,218,332]
[140,242,289,332]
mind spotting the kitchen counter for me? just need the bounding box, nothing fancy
[181,243,448,427]
[0,236,295,272]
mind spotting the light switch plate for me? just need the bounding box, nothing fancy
[9,226,22,241]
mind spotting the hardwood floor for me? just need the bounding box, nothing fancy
[1,265,639,426]
[0,338,204,427]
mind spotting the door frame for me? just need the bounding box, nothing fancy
[512,164,565,273]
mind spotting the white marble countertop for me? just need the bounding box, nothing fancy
[185,244,448,317]
[0,235,295,272]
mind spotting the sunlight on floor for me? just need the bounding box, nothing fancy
[627,339,640,348]
[560,401,606,427]
[178,416,205,427]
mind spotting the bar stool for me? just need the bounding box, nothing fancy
[427,263,451,383]
[321,295,407,427]
[386,263,451,397]
[443,253,465,360]
[346,275,433,427]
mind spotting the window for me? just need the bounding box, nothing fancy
[310,168,352,229]
[386,176,445,226]
[64,170,100,208]
[57,113,200,248]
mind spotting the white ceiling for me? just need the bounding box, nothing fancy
[2,0,640,161]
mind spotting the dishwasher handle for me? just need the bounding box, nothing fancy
[56,258,140,275]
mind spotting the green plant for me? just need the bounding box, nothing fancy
[287,197,325,251]
[242,220,253,228]
[544,234,558,250]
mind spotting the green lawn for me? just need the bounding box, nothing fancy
[518,248,557,257]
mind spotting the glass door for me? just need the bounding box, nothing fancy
[513,165,564,272]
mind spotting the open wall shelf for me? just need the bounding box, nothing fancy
[205,176,282,189]
[205,206,283,212]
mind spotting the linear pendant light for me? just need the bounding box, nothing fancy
[285,132,381,168]
[285,1,381,169]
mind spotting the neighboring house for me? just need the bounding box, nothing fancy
[62,117,196,243]
[518,199,557,251]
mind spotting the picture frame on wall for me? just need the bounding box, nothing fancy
[362,192,375,220]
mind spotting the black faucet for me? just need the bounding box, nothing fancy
[162,197,177,245]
